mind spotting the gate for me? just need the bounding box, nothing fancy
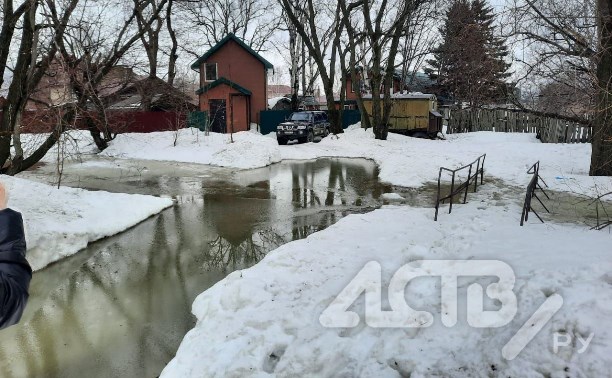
[342,110,361,128]
[188,111,208,131]
[260,110,291,135]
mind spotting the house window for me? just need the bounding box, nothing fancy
[205,63,217,82]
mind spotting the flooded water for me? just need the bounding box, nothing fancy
[0,157,415,378]
[2,156,606,378]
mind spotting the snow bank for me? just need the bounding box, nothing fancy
[103,126,611,196]
[1,175,173,271]
[281,126,610,196]
[103,129,281,169]
[20,130,101,163]
[162,188,612,377]
[381,192,405,201]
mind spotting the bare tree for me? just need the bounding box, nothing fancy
[0,0,80,175]
[0,1,29,91]
[132,0,189,105]
[593,0,612,175]
[56,0,168,150]
[179,0,282,53]
[398,2,440,90]
[0,0,170,177]
[133,0,166,110]
[340,0,433,139]
[269,5,321,111]
[535,71,593,117]
[279,0,355,134]
[508,0,611,175]
[287,5,301,110]
[166,0,178,86]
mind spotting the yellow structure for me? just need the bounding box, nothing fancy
[361,93,442,136]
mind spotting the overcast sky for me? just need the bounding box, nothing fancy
[265,0,514,89]
[0,0,509,95]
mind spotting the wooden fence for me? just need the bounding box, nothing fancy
[447,108,592,144]
[0,110,187,134]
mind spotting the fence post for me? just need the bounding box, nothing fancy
[464,164,472,204]
[449,172,456,214]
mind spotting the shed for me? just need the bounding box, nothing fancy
[361,93,442,137]
[191,34,274,133]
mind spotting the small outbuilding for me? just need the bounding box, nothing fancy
[191,34,274,133]
[361,93,443,137]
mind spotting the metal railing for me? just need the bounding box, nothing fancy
[520,161,550,226]
[591,192,612,231]
[434,154,486,221]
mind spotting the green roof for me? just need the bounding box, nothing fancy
[190,34,274,70]
[196,77,252,96]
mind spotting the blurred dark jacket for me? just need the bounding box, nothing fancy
[0,208,31,330]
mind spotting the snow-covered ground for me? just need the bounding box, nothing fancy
[162,184,612,377]
[138,127,612,377]
[102,129,282,169]
[1,175,173,271]
[22,126,611,375]
[101,126,611,197]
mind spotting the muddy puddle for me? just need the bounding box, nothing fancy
[0,157,420,378]
[1,156,606,378]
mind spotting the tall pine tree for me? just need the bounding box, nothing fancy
[425,0,511,107]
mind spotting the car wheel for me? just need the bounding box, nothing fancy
[324,127,330,137]
[307,131,314,143]
[277,137,288,145]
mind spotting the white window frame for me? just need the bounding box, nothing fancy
[205,63,218,82]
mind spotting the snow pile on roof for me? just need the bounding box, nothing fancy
[268,96,289,109]
[102,126,611,196]
[1,175,173,270]
[362,92,435,99]
[161,187,612,377]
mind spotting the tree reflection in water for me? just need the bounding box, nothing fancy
[0,158,390,378]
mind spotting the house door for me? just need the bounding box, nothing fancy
[209,99,227,133]
[230,95,249,132]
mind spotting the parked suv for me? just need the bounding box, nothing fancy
[276,111,330,145]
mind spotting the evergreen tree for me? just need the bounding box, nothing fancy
[472,0,512,101]
[425,0,511,107]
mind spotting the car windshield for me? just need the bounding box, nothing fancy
[290,113,312,121]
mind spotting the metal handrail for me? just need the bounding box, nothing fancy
[520,161,550,226]
[434,154,486,221]
[590,191,612,231]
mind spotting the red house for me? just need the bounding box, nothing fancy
[191,34,274,133]
[344,68,403,101]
